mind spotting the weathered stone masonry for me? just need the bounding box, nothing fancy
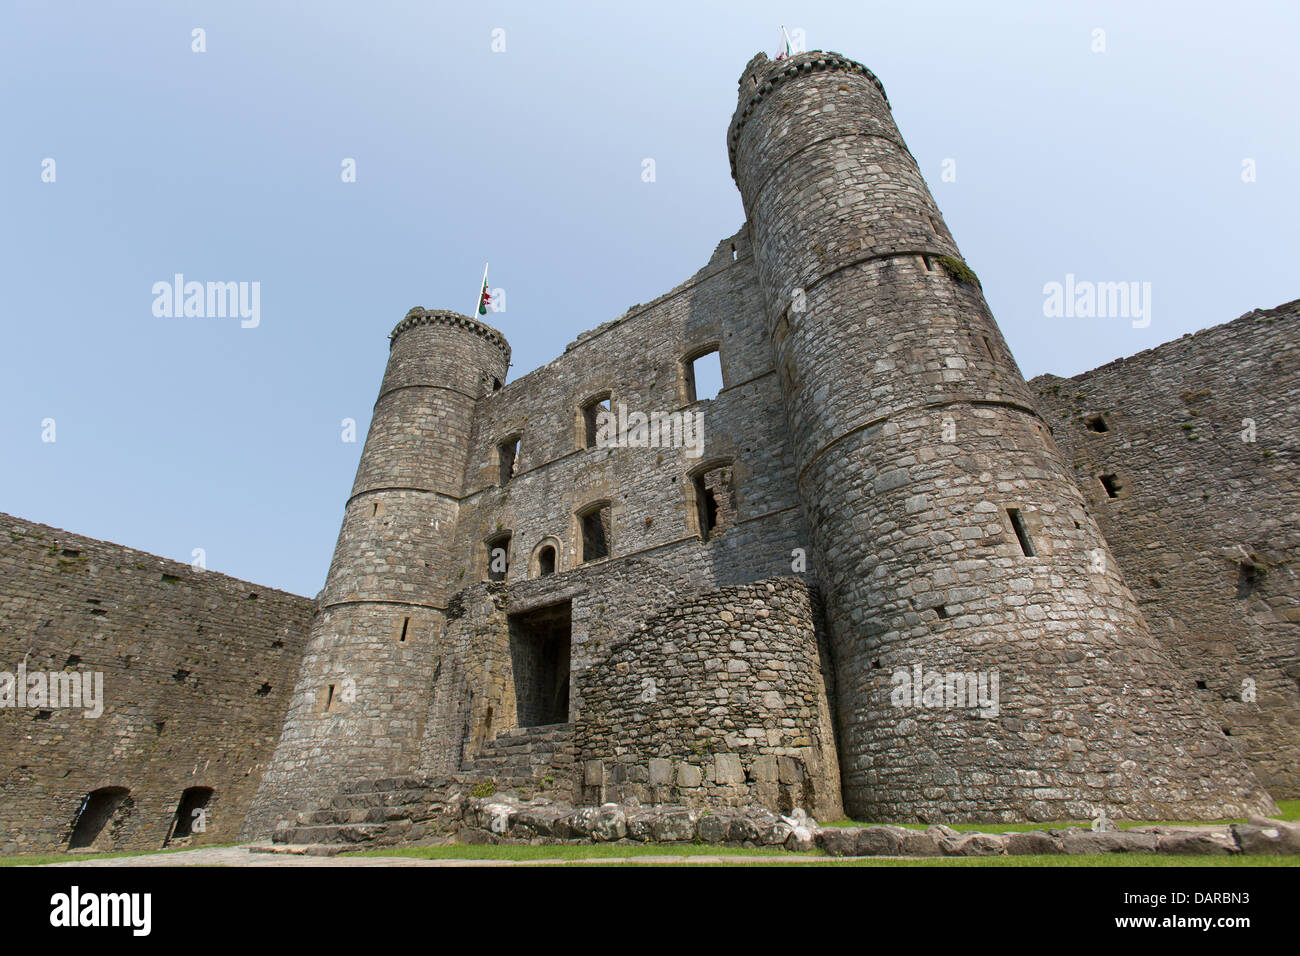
[1033,300,1300,798]
[0,515,312,853]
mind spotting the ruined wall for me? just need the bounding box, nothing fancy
[1031,300,1300,797]
[0,515,312,854]
[448,229,809,592]
[577,577,842,820]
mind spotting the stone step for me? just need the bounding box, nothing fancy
[248,843,344,857]
[278,823,389,845]
[296,806,388,826]
[492,722,573,740]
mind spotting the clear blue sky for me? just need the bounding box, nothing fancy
[2,1,1296,596]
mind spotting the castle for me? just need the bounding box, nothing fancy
[2,50,1296,854]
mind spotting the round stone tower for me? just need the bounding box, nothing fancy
[242,308,510,837]
[729,51,1274,821]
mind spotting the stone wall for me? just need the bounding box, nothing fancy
[0,515,312,853]
[576,577,842,820]
[1031,300,1300,797]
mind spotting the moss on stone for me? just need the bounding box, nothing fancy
[934,255,980,288]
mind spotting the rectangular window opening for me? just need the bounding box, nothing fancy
[581,395,611,449]
[1099,473,1123,498]
[580,507,611,562]
[685,349,723,403]
[399,617,409,642]
[486,532,511,581]
[693,467,736,542]
[1007,507,1036,557]
[1085,414,1109,433]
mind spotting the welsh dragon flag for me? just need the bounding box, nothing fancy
[475,262,492,315]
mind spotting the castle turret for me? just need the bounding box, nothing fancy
[729,51,1274,821]
[242,308,510,837]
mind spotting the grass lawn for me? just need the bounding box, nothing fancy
[0,843,239,867]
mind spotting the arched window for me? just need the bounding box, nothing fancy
[68,786,131,850]
[577,391,612,450]
[165,786,215,845]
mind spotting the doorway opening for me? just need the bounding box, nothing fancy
[508,601,572,727]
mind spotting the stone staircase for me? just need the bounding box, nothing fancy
[267,723,575,849]
[461,722,574,790]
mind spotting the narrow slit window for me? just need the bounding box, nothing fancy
[684,349,723,403]
[1007,508,1036,557]
[498,435,520,486]
[982,335,995,360]
[324,684,335,711]
[1099,474,1123,498]
[399,616,409,642]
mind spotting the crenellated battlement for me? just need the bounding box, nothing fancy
[390,307,511,364]
[728,50,890,179]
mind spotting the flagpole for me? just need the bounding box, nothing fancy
[781,24,792,57]
[473,261,489,318]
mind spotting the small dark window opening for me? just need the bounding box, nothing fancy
[936,605,949,619]
[1099,474,1123,498]
[68,787,130,850]
[256,682,271,696]
[1086,414,1109,433]
[492,377,502,391]
[498,435,520,486]
[581,394,611,449]
[921,255,933,271]
[1195,680,1207,690]
[325,684,335,711]
[731,243,738,261]
[486,533,511,581]
[1007,508,1036,557]
[1236,561,1264,599]
[166,786,214,844]
[684,348,723,403]
[35,709,52,720]
[580,506,611,562]
[537,545,557,577]
[399,616,410,642]
[982,335,995,360]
